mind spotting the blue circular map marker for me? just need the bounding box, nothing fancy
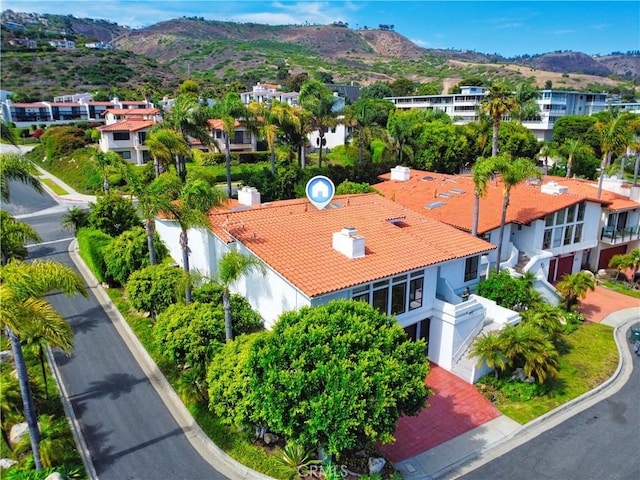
[305,175,335,210]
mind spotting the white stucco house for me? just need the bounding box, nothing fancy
[156,191,523,383]
[97,108,162,165]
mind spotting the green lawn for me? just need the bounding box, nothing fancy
[40,177,68,195]
[599,279,640,299]
[496,322,619,424]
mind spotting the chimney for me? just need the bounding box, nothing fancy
[390,165,410,181]
[540,181,568,195]
[332,227,365,259]
[238,186,261,206]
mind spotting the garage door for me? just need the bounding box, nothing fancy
[598,245,628,270]
[548,254,575,283]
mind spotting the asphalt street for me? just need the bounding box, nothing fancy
[6,181,231,479]
[458,328,640,480]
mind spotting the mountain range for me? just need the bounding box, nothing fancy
[1,12,638,101]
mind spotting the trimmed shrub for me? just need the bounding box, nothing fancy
[76,227,113,283]
[88,193,141,237]
[125,264,187,317]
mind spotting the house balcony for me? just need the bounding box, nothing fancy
[600,225,640,245]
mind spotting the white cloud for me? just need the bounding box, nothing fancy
[411,38,430,48]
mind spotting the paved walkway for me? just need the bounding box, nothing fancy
[577,285,639,323]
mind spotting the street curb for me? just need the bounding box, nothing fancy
[66,239,276,480]
[438,315,638,479]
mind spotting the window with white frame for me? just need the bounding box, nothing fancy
[542,203,585,249]
[352,270,424,316]
[464,256,479,282]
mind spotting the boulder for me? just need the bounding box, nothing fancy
[9,422,30,446]
[0,458,17,469]
[368,457,386,474]
[0,350,13,362]
[263,432,279,445]
[45,473,64,480]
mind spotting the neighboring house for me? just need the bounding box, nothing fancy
[46,102,88,122]
[240,83,299,106]
[375,167,640,297]
[307,119,353,151]
[206,119,257,153]
[3,102,52,124]
[49,39,76,49]
[156,191,520,383]
[97,108,161,165]
[386,87,609,141]
[84,41,113,50]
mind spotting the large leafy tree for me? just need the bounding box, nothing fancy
[492,155,540,271]
[299,79,338,168]
[555,271,596,311]
[344,98,394,164]
[481,82,517,157]
[125,263,187,318]
[164,176,225,304]
[417,121,470,173]
[87,192,141,237]
[0,260,86,471]
[246,299,429,455]
[386,109,425,165]
[0,210,41,265]
[0,153,43,203]
[217,251,265,342]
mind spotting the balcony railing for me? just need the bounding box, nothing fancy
[600,225,640,244]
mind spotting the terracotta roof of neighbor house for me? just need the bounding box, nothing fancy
[375,170,615,234]
[102,108,159,116]
[206,193,494,297]
[86,101,116,106]
[547,177,640,211]
[98,119,155,132]
[207,119,242,130]
[11,103,48,108]
[47,102,82,107]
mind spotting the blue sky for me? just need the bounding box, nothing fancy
[2,1,639,57]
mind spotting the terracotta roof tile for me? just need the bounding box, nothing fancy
[98,119,154,132]
[102,108,159,116]
[207,194,494,297]
[375,170,627,234]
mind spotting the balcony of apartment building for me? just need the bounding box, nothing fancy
[600,211,640,245]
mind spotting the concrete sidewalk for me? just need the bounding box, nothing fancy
[395,307,639,480]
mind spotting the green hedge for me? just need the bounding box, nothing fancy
[194,150,271,166]
[76,227,113,283]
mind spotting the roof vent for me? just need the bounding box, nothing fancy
[390,166,410,181]
[541,181,568,195]
[333,227,365,259]
[238,186,261,206]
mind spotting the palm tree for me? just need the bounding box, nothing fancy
[387,109,419,165]
[270,101,304,165]
[125,169,181,266]
[481,82,517,157]
[520,305,564,340]
[247,100,279,175]
[1,120,17,146]
[0,153,43,202]
[146,127,190,178]
[608,248,640,282]
[555,271,596,311]
[217,251,265,342]
[538,141,555,175]
[498,323,559,383]
[471,157,494,237]
[0,260,86,471]
[60,206,89,233]
[558,139,593,178]
[0,210,41,265]
[165,176,225,304]
[511,83,539,124]
[492,155,540,271]
[594,114,632,198]
[93,150,122,195]
[299,79,337,168]
[469,330,507,379]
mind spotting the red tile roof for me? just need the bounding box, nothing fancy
[102,108,159,116]
[11,103,48,108]
[375,170,619,234]
[47,102,81,107]
[207,194,494,297]
[98,119,154,132]
[207,119,241,130]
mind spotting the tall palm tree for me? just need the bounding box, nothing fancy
[299,79,337,168]
[559,139,593,178]
[146,127,190,178]
[271,101,305,165]
[594,114,632,198]
[125,169,181,266]
[0,260,86,471]
[0,210,41,265]
[555,271,596,311]
[93,150,122,195]
[471,157,494,237]
[215,92,248,197]
[217,251,265,342]
[511,83,540,124]
[0,153,43,202]
[481,82,517,157]
[247,100,279,174]
[60,206,89,233]
[165,176,225,304]
[469,330,507,379]
[492,155,540,271]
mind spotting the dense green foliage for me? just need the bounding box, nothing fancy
[103,226,168,286]
[76,227,113,283]
[208,300,430,455]
[476,270,539,310]
[39,126,88,161]
[87,193,141,237]
[125,264,187,317]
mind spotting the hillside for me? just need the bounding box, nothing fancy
[1,12,638,101]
